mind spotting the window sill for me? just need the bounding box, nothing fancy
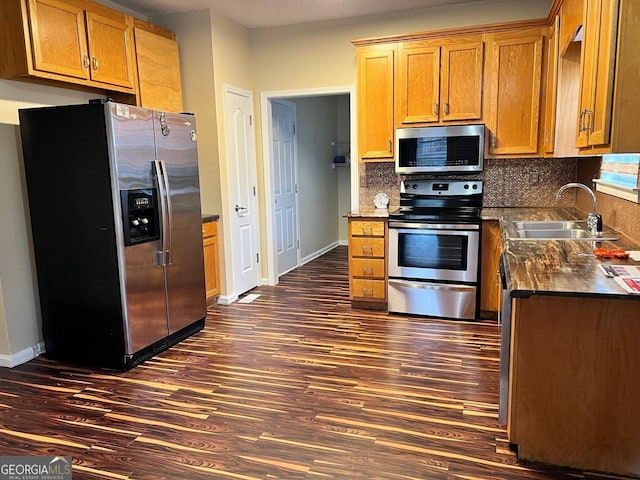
[593,178,640,203]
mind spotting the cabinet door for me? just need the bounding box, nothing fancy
[576,0,618,148]
[480,220,502,312]
[542,17,559,154]
[134,28,183,112]
[487,30,543,155]
[203,222,220,300]
[395,42,440,126]
[85,10,135,88]
[441,41,484,122]
[357,45,395,161]
[27,0,90,80]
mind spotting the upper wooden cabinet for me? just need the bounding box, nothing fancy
[133,22,183,112]
[0,0,136,93]
[356,44,395,161]
[396,37,483,127]
[573,0,640,155]
[575,0,617,149]
[486,29,544,155]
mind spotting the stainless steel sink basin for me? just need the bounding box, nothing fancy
[516,228,595,239]
[512,220,583,230]
[509,227,619,241]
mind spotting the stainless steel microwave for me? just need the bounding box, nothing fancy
[395,124,485,174]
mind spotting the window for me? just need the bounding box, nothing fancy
[594,154,640,203]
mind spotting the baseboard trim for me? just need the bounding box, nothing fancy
[0,342,45,368]
[216,293,238,305]
[300,241,340,267]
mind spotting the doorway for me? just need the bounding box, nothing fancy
[261,86,357,286]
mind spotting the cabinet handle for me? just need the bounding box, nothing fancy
[361,245,374,256]
[82,54,90,70]
[362,266,374,276]
[490,134,497,149]
[92,57,99,71]
[388,139,392,152]
[444,102,450,115]
[361,287,374,297]
[361,226,373,235]
[584,109,593,132]
[434,102,439,116]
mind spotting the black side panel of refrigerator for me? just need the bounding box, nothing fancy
[19,103,126,369]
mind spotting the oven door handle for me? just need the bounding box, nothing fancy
[388,279,476,292]
[388,222,479,230]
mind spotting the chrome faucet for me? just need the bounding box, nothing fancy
[555,182,601,235]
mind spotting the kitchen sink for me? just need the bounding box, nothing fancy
[513,220,583,230]
[516,228,595,239]
[507,219,619,241]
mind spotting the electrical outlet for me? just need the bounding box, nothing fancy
[529,171,540,184]
[359,175,367,188]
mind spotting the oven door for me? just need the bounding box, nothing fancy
[388,222,480,283]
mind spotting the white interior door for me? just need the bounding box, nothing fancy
[271,100,298,276]
[224,86,259,296]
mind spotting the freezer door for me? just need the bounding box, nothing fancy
[153,111,207,333]
[106,103,170,354]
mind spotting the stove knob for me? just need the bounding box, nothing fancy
[412,184,417,189]
[472,184,478,189]
[464,184,469,189]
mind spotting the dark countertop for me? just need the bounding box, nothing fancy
[202,214,220,223]
[484,207,640,300]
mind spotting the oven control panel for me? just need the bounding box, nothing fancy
[400,180,482,195]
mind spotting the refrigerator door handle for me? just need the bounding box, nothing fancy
[160,160,173,264]
[153,160,170,266]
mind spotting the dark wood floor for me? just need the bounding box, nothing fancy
[0,246,633,479]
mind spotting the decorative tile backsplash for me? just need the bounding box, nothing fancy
[359,158,578,209]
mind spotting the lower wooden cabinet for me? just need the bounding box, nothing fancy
[202,220,220,302]
[348,219,387,308]
[480,219,502,312]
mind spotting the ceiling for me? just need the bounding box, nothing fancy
[107,0,488,28]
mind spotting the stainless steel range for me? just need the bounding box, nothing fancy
[388,179,483,320]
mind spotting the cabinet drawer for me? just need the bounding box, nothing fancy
[351,220,385,237]
[202,221,217,237]
[351,258,385,278]
[350,237,385,257]
[352,279,386,300]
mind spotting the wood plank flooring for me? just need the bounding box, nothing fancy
[0,246,634,479]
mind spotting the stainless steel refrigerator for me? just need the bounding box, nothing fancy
[19,101,206,370]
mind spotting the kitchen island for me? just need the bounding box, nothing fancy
[485,208,640,477]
